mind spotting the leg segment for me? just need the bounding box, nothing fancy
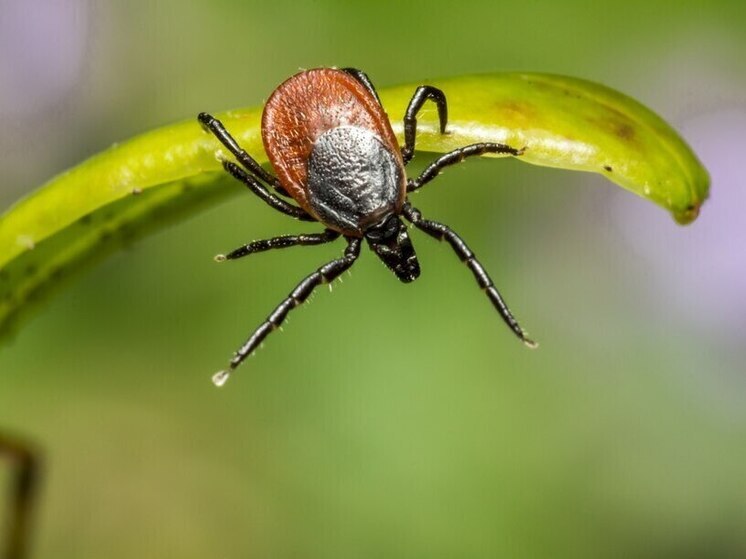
[212,237,363,385]
[402,85,448,164]
[216,229,340,261]
[402,203,537,348]
[223,161,315,221]
[1,433,40,559]
[408,143,525,193]
[197,112,287,194]
[341,67,382,106]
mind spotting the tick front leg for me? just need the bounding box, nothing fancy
[1,433,40,559]
[402,85,448,164]
[402,203,537,348]
[215,229,340,261]
[212,237,362,386]
[407,143,525,193]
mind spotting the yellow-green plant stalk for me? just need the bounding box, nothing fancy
[0,72,710,339]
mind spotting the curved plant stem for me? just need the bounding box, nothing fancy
[0,72,709,339]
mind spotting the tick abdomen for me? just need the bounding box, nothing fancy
[306,126,403,235]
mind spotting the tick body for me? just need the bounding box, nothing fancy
[199,67,535,386]
[263,69,406,237]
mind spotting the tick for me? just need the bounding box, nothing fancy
[199,67,536,386]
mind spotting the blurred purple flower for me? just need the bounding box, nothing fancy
[0,0,89,117]
[612,109,746,339]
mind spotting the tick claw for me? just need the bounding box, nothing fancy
[212,369,231,387]
[522,337,539,349]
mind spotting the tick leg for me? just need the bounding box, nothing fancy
[1,433,40,559]
[407,143,525,193]
[216,229,340,261]
[213,237,362,384]
[340,67,383,106]
[402,203,537,348]
[223,161,315,221]
[197,112,290,197]
[402,85,448,164]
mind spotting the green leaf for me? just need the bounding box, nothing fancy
[0,72,709,338]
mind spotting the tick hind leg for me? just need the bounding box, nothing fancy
[1,433,40,559]
[197,112,290,197]
[402,203,537,348]
[222,161,315,222]
[402,85,449,164]
[213,237,362,386]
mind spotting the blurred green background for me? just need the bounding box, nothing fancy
[1,1,745,557]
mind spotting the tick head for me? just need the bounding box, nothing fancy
[365,214,420,283]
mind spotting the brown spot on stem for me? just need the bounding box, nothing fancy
[674,204,700,225]
[492,100,538,126]
[613,122,635,140]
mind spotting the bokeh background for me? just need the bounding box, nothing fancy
[1,1,745,557]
